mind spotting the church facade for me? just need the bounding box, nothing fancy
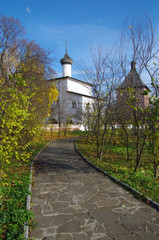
[48,50,94,127]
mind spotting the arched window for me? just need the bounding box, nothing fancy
[72,100,76,108]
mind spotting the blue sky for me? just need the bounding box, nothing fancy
[1,0,159,79]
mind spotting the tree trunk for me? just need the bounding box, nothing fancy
[126,135,129,161]
[58,121,61,137]
[134,135,147,172]
[122,124,129,161]
[154,163,158,178]
[154,154,159,178]
[64,123,68,136]
[99,127,107,161]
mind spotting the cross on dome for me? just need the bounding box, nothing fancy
[60,42,73,77]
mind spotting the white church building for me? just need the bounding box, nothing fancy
[48,50,94,128]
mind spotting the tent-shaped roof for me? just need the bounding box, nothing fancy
[120,61,147,89]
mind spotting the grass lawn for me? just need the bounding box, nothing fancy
[0,140,49,239]
[76,138,159,204]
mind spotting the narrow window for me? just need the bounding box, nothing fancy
[72,100,76,108]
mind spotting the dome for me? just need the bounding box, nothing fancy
[60,51,73,65]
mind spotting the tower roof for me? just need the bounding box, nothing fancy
[120,61,147,89]
[60,51,73,65]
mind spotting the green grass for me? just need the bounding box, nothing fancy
[76,139,159,204]
[0,140,48,240]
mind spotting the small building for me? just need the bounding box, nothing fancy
[48,50,94,127]
[116,61,149,109]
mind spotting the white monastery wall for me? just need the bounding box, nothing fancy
[82,96,94,111]
[67,79,92,96]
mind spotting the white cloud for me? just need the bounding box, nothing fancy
[26,7,31,15]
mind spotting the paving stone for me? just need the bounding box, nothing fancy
[42,236,55,240]
[49,193,59,201]
[31,196,47,205]
[56,234,73,240]
[42,210,58,216]
[140,233,159,240]
[94,224,106,233]
[31,204,42,213]
[87,193,109,203]
[73,212,89,226]
[113,205,138,214]
[32,188,42,196]
[148,223,159,233]
[84,230,93,238]
[107,190,125,197]
[52,214,73,226]
[30,138,159,240]
[152,218,159,225]
[80,202,98,210]
[43,204,52,211]
[71,187,87,194]
[47,228,56,234]
[39,193,51,199]
[74,190,96,202]
[51,201,70,209]
[104,222,129,235]
[57,206,78,214]
[49,192,59,201]
[132,207,158,221]
[34,216,53,228]
[120,215,147,233]
[94,236,113,240]
[57,220,81,233]
[97,198,120,208]
[57,194,72,202]
[118,197,133,206]
[72,233,90,240]
[114,235,140,240]
[82,221,96,233]
[89,209,120,223]
[30,228,44,238]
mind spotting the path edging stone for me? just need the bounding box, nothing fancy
[23,141,51,239]
[74,140,159,212]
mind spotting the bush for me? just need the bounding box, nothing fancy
[0,183,33,239]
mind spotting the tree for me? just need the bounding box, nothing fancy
[0,16,25,80]
[128,89,148,172]
[0,15,58,159]
[113,99,132,161]
[0,74,34,163]
[115,13,158,172]
[120,13,155,75]
[17,40,58,126]
[82,45,121,160]
[0,16,58,133]
[145,78,159,178]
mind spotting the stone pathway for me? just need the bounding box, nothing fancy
[30,138,159,240]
